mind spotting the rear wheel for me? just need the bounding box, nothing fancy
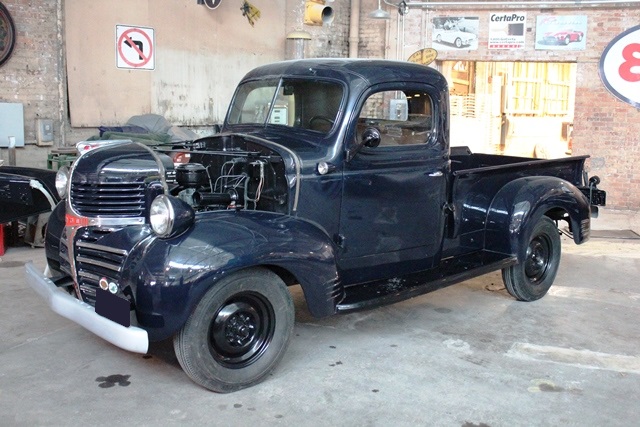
[173,268,294,392]
[454,37,462,48]
[502,216,561,301]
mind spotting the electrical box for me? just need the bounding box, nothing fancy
[36,118,54,146]
[0,102,25,147]
[389,99,408,121]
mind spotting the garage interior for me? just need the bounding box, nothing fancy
[1,0,640,425]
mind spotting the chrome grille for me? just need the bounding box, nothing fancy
[75,240,128,306]
[71,181,146,217]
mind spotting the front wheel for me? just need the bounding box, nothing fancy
[502,216,561,301]
[173,268,294,392]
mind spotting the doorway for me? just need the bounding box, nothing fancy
[439,61,577,158]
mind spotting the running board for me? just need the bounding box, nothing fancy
[336,251,516,313]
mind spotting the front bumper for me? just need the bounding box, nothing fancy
[25,262,149,354]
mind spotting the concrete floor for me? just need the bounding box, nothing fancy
[1,213,639,426]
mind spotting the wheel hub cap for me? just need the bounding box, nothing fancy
[524,236,550,283]
[208,292,275,368]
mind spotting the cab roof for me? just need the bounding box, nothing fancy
[239,58,448,89]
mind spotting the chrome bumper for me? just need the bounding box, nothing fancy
[25,262,149,354]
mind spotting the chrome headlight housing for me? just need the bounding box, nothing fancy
[55,166,69,199]
[149,195,194,238]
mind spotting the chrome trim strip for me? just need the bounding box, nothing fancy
[25,262,149,354]
[77,241,128,256]
[77,271,101,282]
[76,256,121,272]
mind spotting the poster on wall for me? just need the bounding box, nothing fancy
[599,24,640,108]
[488,12,526,49]
[432,17,479,50]
[535,15,587,50]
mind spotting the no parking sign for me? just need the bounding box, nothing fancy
[116,25,155,70]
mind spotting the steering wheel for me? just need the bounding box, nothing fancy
[309,115,335,128]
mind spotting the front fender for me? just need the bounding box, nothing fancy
[123,210,340,341]
[485,177,591,262]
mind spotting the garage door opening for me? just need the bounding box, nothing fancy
[439,61,577,158]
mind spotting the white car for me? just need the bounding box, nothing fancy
[434,29,477,48]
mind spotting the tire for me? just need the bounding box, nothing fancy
[455,38,462,48]
[502,216,561,301]
[564,36,571,45]
[173,268,294,392]
[436,34,442,43]
[0,2,16,67]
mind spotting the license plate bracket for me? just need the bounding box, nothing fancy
[95,288,131,327]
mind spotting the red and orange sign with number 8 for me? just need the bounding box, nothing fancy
[619,43,640,83]
[600,25,640,108]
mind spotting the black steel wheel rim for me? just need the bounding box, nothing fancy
[209,292,276,368]
[524,235,551,284]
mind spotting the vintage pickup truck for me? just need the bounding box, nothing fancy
[26,59,606,393]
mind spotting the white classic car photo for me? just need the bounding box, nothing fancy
[434,28,477,48]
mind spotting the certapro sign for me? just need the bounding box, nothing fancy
[116,25,155,70]
[599,25,640,108]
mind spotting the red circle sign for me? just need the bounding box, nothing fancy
[599,25,640,108]
[118,28,153,68]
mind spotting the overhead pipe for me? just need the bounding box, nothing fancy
[382,0,640,9]
[349,0,360,57]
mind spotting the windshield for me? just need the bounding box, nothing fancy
[227,78,344,134]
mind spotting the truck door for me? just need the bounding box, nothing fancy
[338,85,449,283]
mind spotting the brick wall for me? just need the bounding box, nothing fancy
[358,3,639,210]
[1,1,638,210]
[286,0,350,58]
[0,0,62,168]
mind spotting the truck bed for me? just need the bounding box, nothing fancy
[445,147,591,257]
[450,146,587,186]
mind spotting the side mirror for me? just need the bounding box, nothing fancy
[361,127,381,148]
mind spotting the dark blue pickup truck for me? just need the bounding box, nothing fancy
[26,59,606,392]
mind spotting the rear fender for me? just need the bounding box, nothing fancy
[485,177,591,262]
[125,210,341,341]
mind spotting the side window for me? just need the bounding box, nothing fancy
[357,89,434,147]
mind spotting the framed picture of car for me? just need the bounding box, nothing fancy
[535,15,587,50]
[0,1,15,67]
[432,17,479,51]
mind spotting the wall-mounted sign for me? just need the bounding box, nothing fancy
[0,1,16,67]
[116,25,155,70]
[488,12,526,49]
[432,17,479,51]
[599,25,640,108]
[535,15,587,50]
[407,48,438,65]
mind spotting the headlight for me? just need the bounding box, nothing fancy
[149,195,194,238]
[150,196,174,237]
[55,166,69,199]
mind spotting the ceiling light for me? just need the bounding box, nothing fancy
[369,0,390,19]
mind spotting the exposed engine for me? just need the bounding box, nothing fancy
[162,138,289,213]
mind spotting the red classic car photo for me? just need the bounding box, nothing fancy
[541,29,584,45]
